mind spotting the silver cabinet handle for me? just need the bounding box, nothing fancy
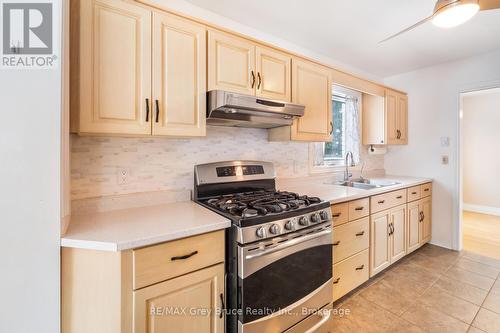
[303,307,332,333]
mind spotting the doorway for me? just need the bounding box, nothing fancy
[460,87,500,259]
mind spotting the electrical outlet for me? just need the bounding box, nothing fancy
[117,167,130,185]
[441,155,449,165]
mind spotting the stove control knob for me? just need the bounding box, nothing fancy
[256,226,266,238]
[299,216,309,226]
[310,213,320,223]
[284,220,296,231]
[269,224,281,235]
[320,210,329,220]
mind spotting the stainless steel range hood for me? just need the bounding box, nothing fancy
[207,90,305,128]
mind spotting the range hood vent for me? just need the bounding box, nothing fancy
[207,90,305,129]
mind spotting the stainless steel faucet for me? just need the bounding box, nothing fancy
[344,151,356,181]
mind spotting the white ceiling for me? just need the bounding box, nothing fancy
[184,0,500,77]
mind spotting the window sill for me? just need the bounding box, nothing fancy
[309,164,361,175]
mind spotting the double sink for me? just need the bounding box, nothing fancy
[329,178,401,190]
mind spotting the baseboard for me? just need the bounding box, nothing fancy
[463,203,500,217]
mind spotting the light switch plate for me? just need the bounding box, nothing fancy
[440,137,450,147]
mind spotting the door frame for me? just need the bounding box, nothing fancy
[455,81,500,251]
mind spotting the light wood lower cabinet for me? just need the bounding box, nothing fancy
[333,249,369,301]
[62,230,225,333]
[407,201,421,254]
[333,217,369,264]
[407,188,432,254]
[134,263,225,333]
[370,204,407,277]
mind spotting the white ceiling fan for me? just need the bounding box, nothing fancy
[380,0,500,43]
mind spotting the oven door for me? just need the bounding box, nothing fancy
[238,222,332,333]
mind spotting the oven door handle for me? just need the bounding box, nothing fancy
[303,308,332,333]
[244,228,332,260]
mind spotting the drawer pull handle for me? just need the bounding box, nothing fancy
[332,213,342,218]
[411,192,417,195]
[378,200,385,204]
[219,293,225,319]
[355,207,364,211]
[424,188,430,192]
[333,277,340,284]
[333,241,341,246]
[396,196,403,199]
[355,265,365,271]
[171,250,198,261]
[355,231,365,237]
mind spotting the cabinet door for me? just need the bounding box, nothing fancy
[385,90,398,144]
[208,30,255,95]
[291,58,332,142]
[255,46,291,102]
[134,263,225,333]
[78,0,152,135]
[407,201,421,254]
[390,205,407,264]
[370,210,391,277]
[397,94,408,144]
[420,197,432,244]
[152,12,206,137]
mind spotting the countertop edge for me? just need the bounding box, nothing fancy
[61,220,231,252]
[328,178,433,205]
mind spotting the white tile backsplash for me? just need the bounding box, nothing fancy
[71,126,384,200]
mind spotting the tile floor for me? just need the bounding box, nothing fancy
[332,244,500,332]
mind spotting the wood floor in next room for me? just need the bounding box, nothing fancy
[332,244,500,333]
[463,211,500,260]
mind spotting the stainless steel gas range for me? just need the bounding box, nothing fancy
[194,161,333,333]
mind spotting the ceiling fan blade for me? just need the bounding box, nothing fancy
[479,0,500,10]
[379,15,434,43]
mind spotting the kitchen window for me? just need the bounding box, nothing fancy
[310,86,361,171]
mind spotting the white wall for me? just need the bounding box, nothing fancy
[0,5,62,333]
[384,49,500,249]
[462,89,500,213]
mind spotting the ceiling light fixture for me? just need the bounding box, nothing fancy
[432,0,480,28]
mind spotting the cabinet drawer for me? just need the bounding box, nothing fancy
[348,198,369,221]
[133,230,224,289]
[333,249,369,301]
[407,186,421,202]
[370,189,407,214]
[421,183,432,197]
[331,203,349,226]
[333,218,369,263]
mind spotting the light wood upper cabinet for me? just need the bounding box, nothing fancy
[362,89,408,145]
[207,30,256,95]
[72,0,207,137]
[255,46,291,101]
[207,30,292,102]
[386,89,408,145]
[152,12,206,137]
[72,0,152,135]
[265,56,333,142]
[134,263,225,333]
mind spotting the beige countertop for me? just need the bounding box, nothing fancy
[278,174,432,204]
[61,201,231,252]
[61,174,431,252]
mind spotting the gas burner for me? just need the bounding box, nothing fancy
[204,190,322,218]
